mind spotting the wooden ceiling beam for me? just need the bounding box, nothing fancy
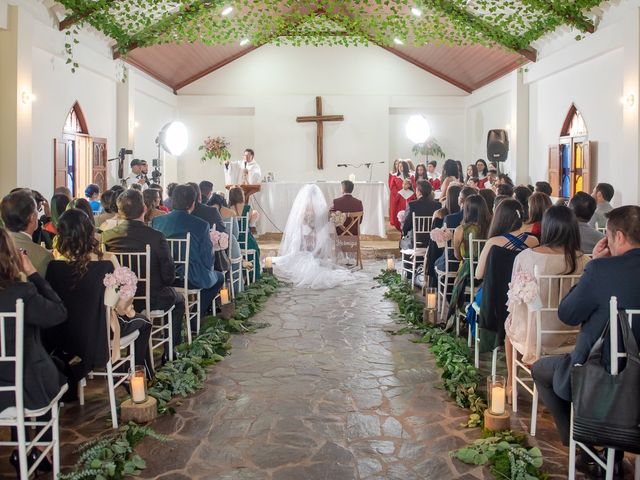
[58,1,116,31]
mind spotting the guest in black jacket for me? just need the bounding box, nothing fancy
[102,190,186,354]
[532,206,640,474]
[200,180,228,209]
[187,182,226,233]
[0,228,67,473]
[401,180,441,248]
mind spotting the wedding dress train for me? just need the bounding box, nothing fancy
[272,184,361,289]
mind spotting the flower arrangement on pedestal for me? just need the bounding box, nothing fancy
[412,138,446,163]
[199,136,231,164]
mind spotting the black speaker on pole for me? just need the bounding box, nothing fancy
[487,129,509,163]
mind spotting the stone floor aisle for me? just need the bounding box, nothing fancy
[134,267,486,480]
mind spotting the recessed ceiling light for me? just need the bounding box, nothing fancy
[393,37,404,45]
[411,7,422,16]
[221,6,233,16]
[240,38,250,46]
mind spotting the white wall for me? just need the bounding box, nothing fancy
[177,44,466,184]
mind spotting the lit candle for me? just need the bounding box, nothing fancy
[265,257,272,269]
[349,173,356,183]
[387,258,395,270]
[491,385,506,415]
[220,288,230,305]
[131,376,146,403]
[427,292,437,309]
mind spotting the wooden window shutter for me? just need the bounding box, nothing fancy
[92,137,108,192]
[53,139,68,190]
[547,145,561,197]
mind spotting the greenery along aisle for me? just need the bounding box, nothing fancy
[374,270,546,480]
[62,274,283,479]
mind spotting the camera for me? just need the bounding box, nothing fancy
[151,158,162,183]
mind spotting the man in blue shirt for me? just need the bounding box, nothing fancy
[152,185,225,317]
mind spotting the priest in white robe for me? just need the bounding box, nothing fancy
[224,148,262,185]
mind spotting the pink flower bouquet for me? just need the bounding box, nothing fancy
[507,270,542,311]
[210,230,230,251]
[103,266,138,301]
[430,227,453,248]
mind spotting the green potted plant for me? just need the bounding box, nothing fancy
[412,139,446,163]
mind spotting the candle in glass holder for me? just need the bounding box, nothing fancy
[220,288,230,305]
[426,288,437,309]
[265,257,273,269]
[491,386,506,415]
[130,366,147,403]
[387,258,395,271]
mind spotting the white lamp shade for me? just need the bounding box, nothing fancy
[406,115,431,144]
[162,121,188,156]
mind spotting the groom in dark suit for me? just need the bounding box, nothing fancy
[532,206,640,475]
[330,180,364,235]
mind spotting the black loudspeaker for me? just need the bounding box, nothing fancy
[487,129,509,163]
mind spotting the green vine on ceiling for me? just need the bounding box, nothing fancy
[56,0,606,68]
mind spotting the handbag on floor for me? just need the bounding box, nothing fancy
[571,312,640,454]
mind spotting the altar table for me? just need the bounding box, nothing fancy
[250,182,389,238]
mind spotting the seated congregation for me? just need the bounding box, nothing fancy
[0,179,263,477]
[396,158,639,478]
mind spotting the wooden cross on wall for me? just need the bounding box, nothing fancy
[296,96,344,170]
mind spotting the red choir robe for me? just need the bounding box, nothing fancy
[391,186,417,230]
[389,173,404,230]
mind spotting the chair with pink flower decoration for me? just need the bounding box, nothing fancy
[512,264,583,436]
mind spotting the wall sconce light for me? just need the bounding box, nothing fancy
[620,94,635,108]
[21,91,36,104]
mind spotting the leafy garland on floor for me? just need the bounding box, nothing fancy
[59,423,168,480]
[375,270,546,480]
[63,274,283,479]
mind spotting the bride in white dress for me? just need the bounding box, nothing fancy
[273,184,360,289]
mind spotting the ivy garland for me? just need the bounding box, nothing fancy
[57,0,607,65]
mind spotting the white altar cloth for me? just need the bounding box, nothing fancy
[250,181,389,238]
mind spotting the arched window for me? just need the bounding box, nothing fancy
[63,102,89,135]
[548,105,592,198]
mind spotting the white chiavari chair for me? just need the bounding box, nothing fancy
[435,229,457,321]
[0,300,67,478]
[109,245,174,371]
[168,234,201,344]
[237,214,257,285]
[466,234,490,370]
[568,296,640,480]
[401,215,433,286]
[513,265,582,436]
[223,217,244,299]
[78,302,138,429]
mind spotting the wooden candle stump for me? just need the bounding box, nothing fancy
[483,409,511,432]
[423,308,437,325]
[263,267,274,276]
[219,302,235,320]
[120,397,157,423]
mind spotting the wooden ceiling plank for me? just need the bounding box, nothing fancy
[379,45,472,93]
[172,45,261,91]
